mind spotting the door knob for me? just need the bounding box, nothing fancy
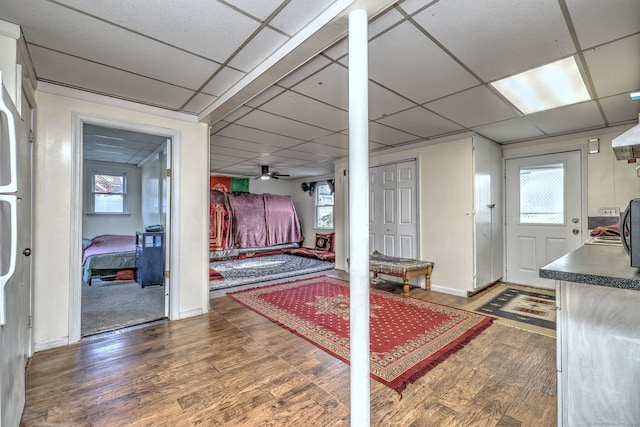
[22,248,31,256]
[572,218,579,224]
[572,229,579,235]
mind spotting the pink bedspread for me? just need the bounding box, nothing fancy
[82,234,136,264]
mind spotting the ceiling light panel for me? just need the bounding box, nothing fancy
[490,56,590,114]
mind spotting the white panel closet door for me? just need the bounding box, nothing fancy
[369,160,417,258]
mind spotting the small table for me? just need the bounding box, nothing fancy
[369,252,434,297]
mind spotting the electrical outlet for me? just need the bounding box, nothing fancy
[598,207,620,216]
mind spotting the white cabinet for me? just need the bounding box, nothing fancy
[422,136,502,294]
[556,280,640,426]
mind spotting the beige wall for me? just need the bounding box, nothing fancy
[33,90,209,348]
[502,125,640,216]
[290,175,335,248]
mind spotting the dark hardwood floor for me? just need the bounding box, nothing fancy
[20,273,556,426]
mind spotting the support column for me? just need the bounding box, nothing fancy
[348,8,370,427]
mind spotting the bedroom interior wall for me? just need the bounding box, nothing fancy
[32,90,209,349]
[82,160,144,238]
[141,149,165,228]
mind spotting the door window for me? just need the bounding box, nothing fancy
[519,162,564,224]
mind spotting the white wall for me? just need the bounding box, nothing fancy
[141,148,166,228]
[82,160,143,238]
[502,125,640,216]
[290,176,335,248]
[33,90,209,348]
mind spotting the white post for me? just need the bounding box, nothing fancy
[348,8,370,427]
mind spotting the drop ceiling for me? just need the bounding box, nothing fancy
[1,0,638,179]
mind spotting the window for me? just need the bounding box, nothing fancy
[90,171,128,214]
[315,182,334,229]
[519,162,564,224]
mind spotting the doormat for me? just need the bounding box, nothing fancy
[464,283,555,337]
[228,275,494,395]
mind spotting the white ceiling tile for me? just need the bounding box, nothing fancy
[268,0,335,36]
[30,46,193,110]
[236,110,333,141]
[369,82,416,120]
[182,93,218,115]
[210,144,259,160]
[224,0,285,21]
[228,28,289,73]
[368,22,478,103]
[220,105,253,123]
[293,141,349,157]
[528,101,605,134]
[260,91,349,132]
[472,118,545,143]
[245,85,286,108]
[292,63,347,108]
[202,67,247,97]
[215,124,304,148]
[276,56,332,88]
[584,34,640,99]
[566,0,640,49]
[397,0,431,16]
[53,0,261,63]
[369,7,403,39]
[375,106,463,139]
[364,122,419,146]
[211,135,282,154]
[600,93,640,125]
[413,0,575,81]
[323,38,347,60]
[425,85,519,128]
[270,149,330,162]
[256,154,310,167]
[2,0,220,90]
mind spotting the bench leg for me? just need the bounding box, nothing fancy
[403,277,410,297]
[425,265,432,291]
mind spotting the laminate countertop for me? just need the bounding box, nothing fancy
[539,244,640,291]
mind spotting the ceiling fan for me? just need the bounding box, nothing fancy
[255,165,290,180]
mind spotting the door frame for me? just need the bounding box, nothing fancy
[502,145,588,284]
[69,113,180,343]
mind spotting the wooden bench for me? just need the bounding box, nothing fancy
[369,251,434,297]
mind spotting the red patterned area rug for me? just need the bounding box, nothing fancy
[228,275,494,395]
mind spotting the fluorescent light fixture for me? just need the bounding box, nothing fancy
[491,56,591,114]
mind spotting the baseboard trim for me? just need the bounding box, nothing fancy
[179,308,204,320]
[430,284,468,297]
[34,337,70,352]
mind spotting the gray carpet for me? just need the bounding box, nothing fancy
[81,279,165,336]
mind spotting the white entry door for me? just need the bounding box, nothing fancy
[505,151,583,288]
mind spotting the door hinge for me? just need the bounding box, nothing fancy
[28,315,32,329]
[164,270,170,279]
[29,130,35,143]
[166,168,171,177]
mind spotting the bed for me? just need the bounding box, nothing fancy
[82,234,136,285]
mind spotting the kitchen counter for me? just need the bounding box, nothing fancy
[539,244,640,290]
[540,244,640,426]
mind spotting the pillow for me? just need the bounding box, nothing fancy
[314,232,334,252]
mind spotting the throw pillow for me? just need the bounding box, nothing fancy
[314,232,334,252]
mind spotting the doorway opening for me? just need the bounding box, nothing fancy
[69,115,175,341]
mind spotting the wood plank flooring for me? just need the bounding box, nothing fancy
[20,274,556,426]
